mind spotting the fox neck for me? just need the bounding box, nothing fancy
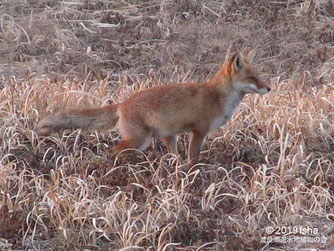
[206,70,245,131]
[207,63,245,100]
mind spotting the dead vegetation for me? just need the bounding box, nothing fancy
[1,0,334,250]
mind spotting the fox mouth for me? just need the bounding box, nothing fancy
[255,86,271,94]
[234,81,271,94]
[245,83,271,94]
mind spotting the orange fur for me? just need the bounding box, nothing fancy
[37,50,271,167]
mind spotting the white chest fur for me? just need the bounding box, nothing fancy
[209,90,244,132]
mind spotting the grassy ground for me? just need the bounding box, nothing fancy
[1,0,334,250]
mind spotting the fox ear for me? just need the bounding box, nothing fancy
[224,44,232,64]
[231,52,244,72]
[245,50,256,63]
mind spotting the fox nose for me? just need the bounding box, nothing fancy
[267,87,271,92]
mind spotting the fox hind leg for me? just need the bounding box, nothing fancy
[107,140,131,159]
[161,136,178,155]
[107,135,152,159]
[107,117,152,159]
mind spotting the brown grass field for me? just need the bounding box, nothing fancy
[1,0,334,250]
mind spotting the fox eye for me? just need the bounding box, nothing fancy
[248,76,257,82]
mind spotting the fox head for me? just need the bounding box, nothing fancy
[228,50,271,95]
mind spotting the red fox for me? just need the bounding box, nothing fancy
[37,50,270,166]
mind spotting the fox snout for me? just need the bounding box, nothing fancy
[235,81,271,95]
[247,76,271,95]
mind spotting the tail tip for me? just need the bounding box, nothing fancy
[36,116,56,136]
[36,126,52,136]
[36,122,53,136]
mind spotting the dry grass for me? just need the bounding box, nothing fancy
[1,0,334,250]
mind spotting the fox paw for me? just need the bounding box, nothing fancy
[106,147,120,159]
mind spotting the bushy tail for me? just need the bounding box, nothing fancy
[37,104,119,136]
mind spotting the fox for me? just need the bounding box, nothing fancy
[37,50,271,167]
